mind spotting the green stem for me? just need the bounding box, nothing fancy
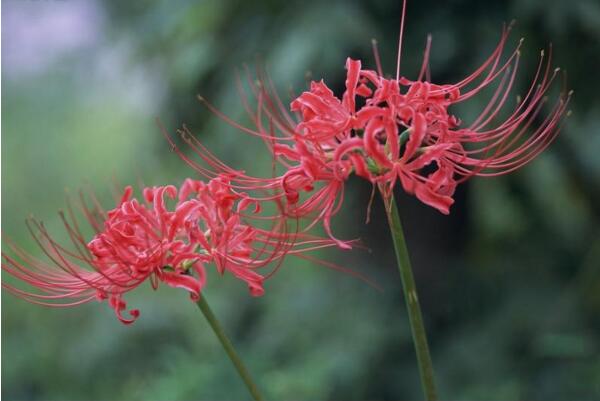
[196,295,264,401]
[384,194,438,401]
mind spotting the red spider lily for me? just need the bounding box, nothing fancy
[2,175,343,324]
[167,3,571,229]
[324,34,571,213]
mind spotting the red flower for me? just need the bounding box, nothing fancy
[291,29,571,213]
[163,7,570,240]
[2,175,340,323]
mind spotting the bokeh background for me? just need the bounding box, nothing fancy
[2,0,599,400]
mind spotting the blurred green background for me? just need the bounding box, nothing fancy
[2,0,600,400]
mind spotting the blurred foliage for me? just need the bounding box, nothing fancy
[2,0,599,400]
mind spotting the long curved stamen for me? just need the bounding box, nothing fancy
[396,0,408,80]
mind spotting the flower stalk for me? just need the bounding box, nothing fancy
[196,295,264,401]
[383,194,437,401]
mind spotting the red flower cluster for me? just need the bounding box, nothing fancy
[170,24,570,244]
[3,8,572,324]
[2,176,336,323]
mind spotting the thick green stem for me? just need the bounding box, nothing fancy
[196,295,264,401]
[384,195,438,401]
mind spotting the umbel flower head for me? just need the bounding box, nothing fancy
[168,4,571,241]
[2,175,339,324]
